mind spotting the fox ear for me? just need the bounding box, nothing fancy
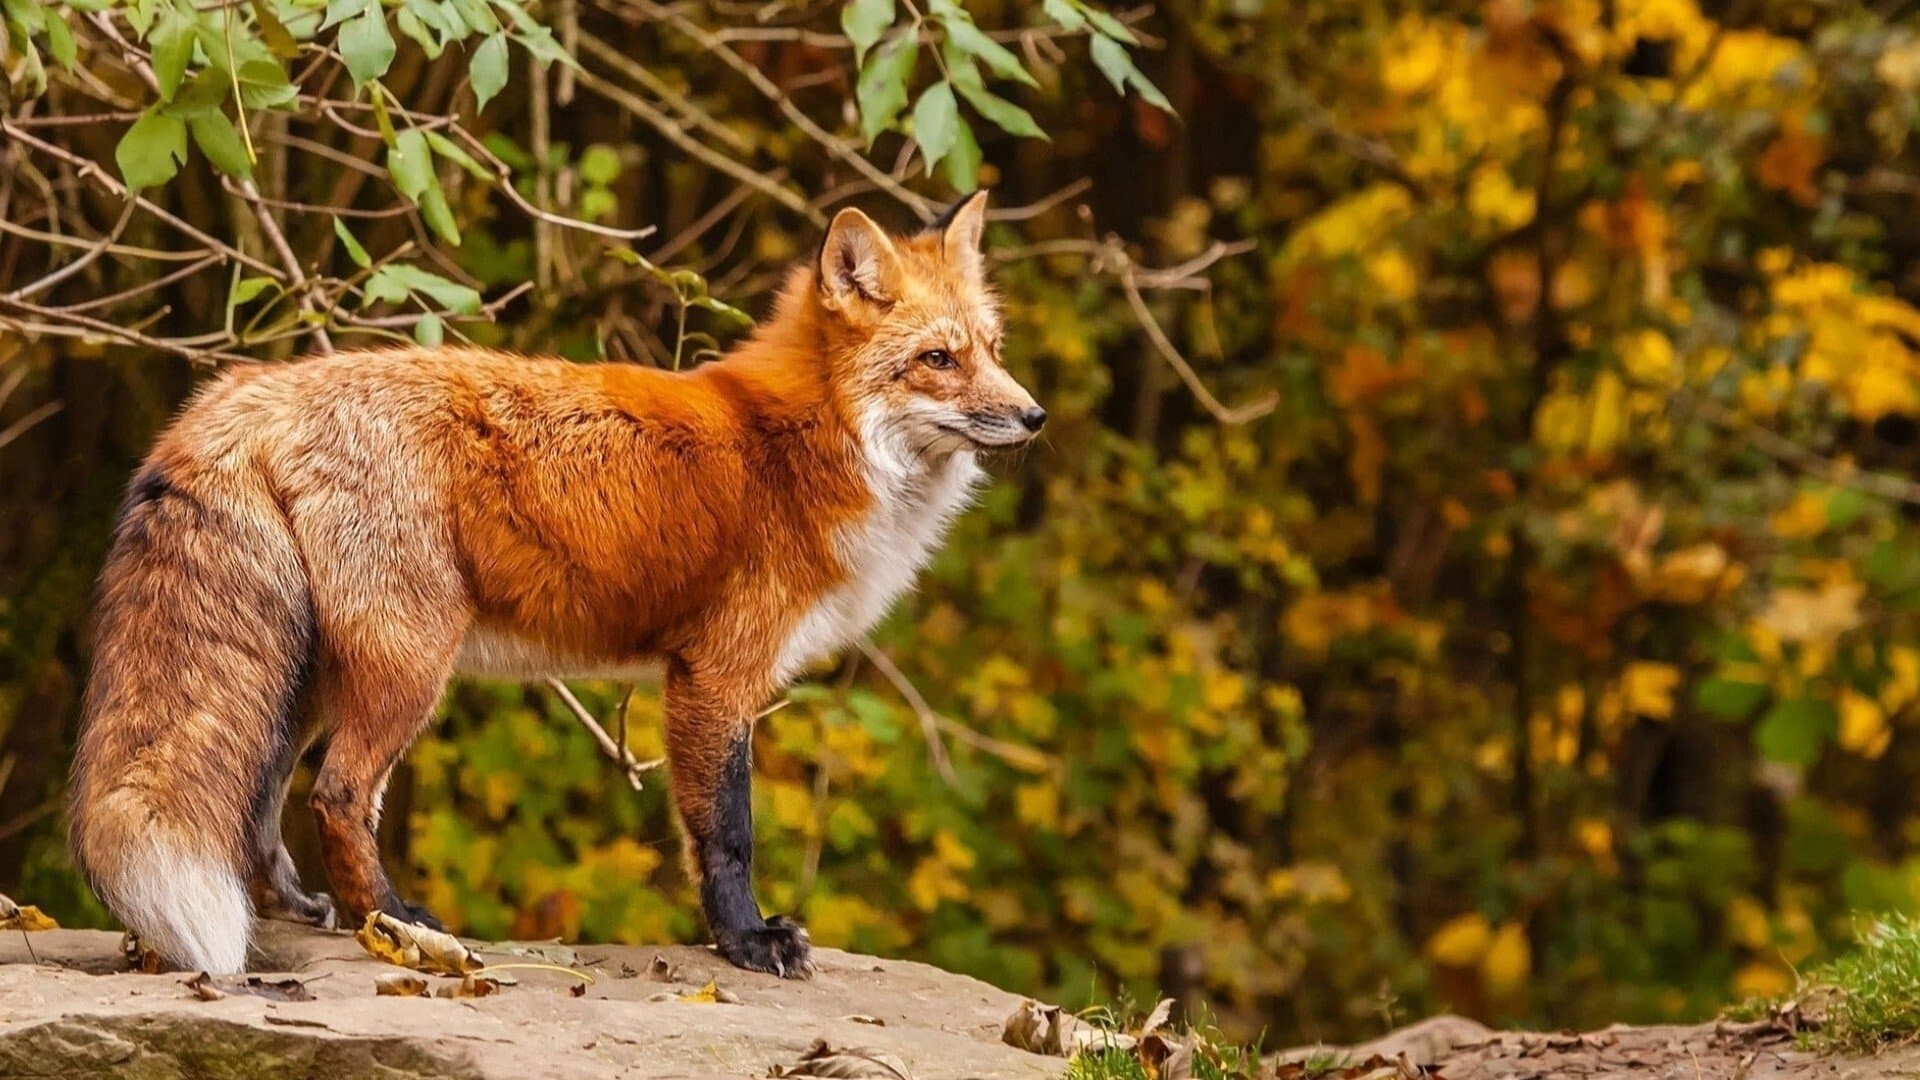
[818,207,903,311]
[936,190,989,281]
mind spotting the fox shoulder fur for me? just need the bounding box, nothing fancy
[68,193,1043,977]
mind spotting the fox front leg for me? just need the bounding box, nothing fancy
[664,660,812,978]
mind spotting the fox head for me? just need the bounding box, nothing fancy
[812,192,1044,458]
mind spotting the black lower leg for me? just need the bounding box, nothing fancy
[697,732,812,978]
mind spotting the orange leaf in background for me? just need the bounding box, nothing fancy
[1757,119,1826,207]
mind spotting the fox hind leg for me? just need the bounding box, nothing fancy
[308,632,459,931]
[250,726,335,927]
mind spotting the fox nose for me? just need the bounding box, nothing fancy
[1019,406,1048,432]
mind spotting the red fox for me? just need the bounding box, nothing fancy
[68,193,1041,977]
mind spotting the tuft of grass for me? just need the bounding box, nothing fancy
[1808,913,1920,1053]
[1059,994,1264,1078]
[1065,1045,1150,1080]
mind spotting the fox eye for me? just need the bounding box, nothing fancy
[919,349,957,370]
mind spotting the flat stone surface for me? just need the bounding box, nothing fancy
[0,923,1064,1078]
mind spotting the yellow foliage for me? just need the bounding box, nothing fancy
[1467,165,1536,232]
[1646,543,1741,605]
[1426,912,1493,967]
[1622,661,1681,719]
[1884,646,1920,712]
[1878,35,1920,90]
[1733,961,1795,1000]
[1278,184,1412,265]
[1618,330,1677,388]
[1771,491,1831,540]
[1266,863,1353,905]
[1481,922,1533,996]
[1758,581,1863,644]
[1838,689,1892,759]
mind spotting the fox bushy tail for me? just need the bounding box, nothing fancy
[69,461,313,973]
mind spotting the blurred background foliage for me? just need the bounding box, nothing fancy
[8,0,1920,1053]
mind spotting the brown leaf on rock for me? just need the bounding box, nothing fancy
[648,977,741,1004]
[768,1038,914,1079]
[645,952,679,981]
[375,972,430,997]
[436,973,504,999]
[0,894,59,932]
[183,972,226,1001]
[242,976,316,1002]
[355,911,483,976]
[1002,999,1133,1057]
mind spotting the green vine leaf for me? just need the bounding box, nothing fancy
[115,108,189,189]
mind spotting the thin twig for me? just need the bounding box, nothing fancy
[545,678,665,791]
[858,641,957,785]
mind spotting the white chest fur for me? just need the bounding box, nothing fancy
[774,438,982,683]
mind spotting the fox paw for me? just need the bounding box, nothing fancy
[717,915,814,979]
[262,890,336,930]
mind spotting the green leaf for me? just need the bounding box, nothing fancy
[419,186,461,246]
[414,311,444,346]
[470,32,509,112]
[578,143,621,186]
[512,24,575,69]
[44,11,76,71]
[188,111,253,178]
[957,83,1045,140]
[363,264,483,314]
[333,216,372,268]
[1041,0,1086,32]
[116,108,189,190]
[338,5,395,87]
[579,187,616,222]
[1,0,44,32]
[940,13,1035,87]
[1755,697,1836,766]
[321,0,368,30]
[251,0,300,59]
[1089,34,1171,113]
[388,128,434,201]
[228,274,276,309]
[856,36,918,145]
[1696,677,1768,720]
[166,69,230,116]
[235,58,298,110]
[150,10,195,100]
[426,131,490,179]
[396,7,445,58]
[911,81,959,173]
[943,113,981,191]
[1075,0,1136,44]
[841,0,893,67]
[444,0,498,34]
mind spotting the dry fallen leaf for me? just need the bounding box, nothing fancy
[242,976,316,1002]
[436,973,503,999]
[644,952,678,981]
[1139,997,1175,1038]
[184,972,226,1001]
[569,981,587,998]
[647,977,741,1005]
[841,1014,886,1026]
[375,972,430,997]
[1002,999,1131,1057]
[768,1038,914,1079]
[0,893,59,931]
[185,972,316,1003]
[355,911,483,975]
